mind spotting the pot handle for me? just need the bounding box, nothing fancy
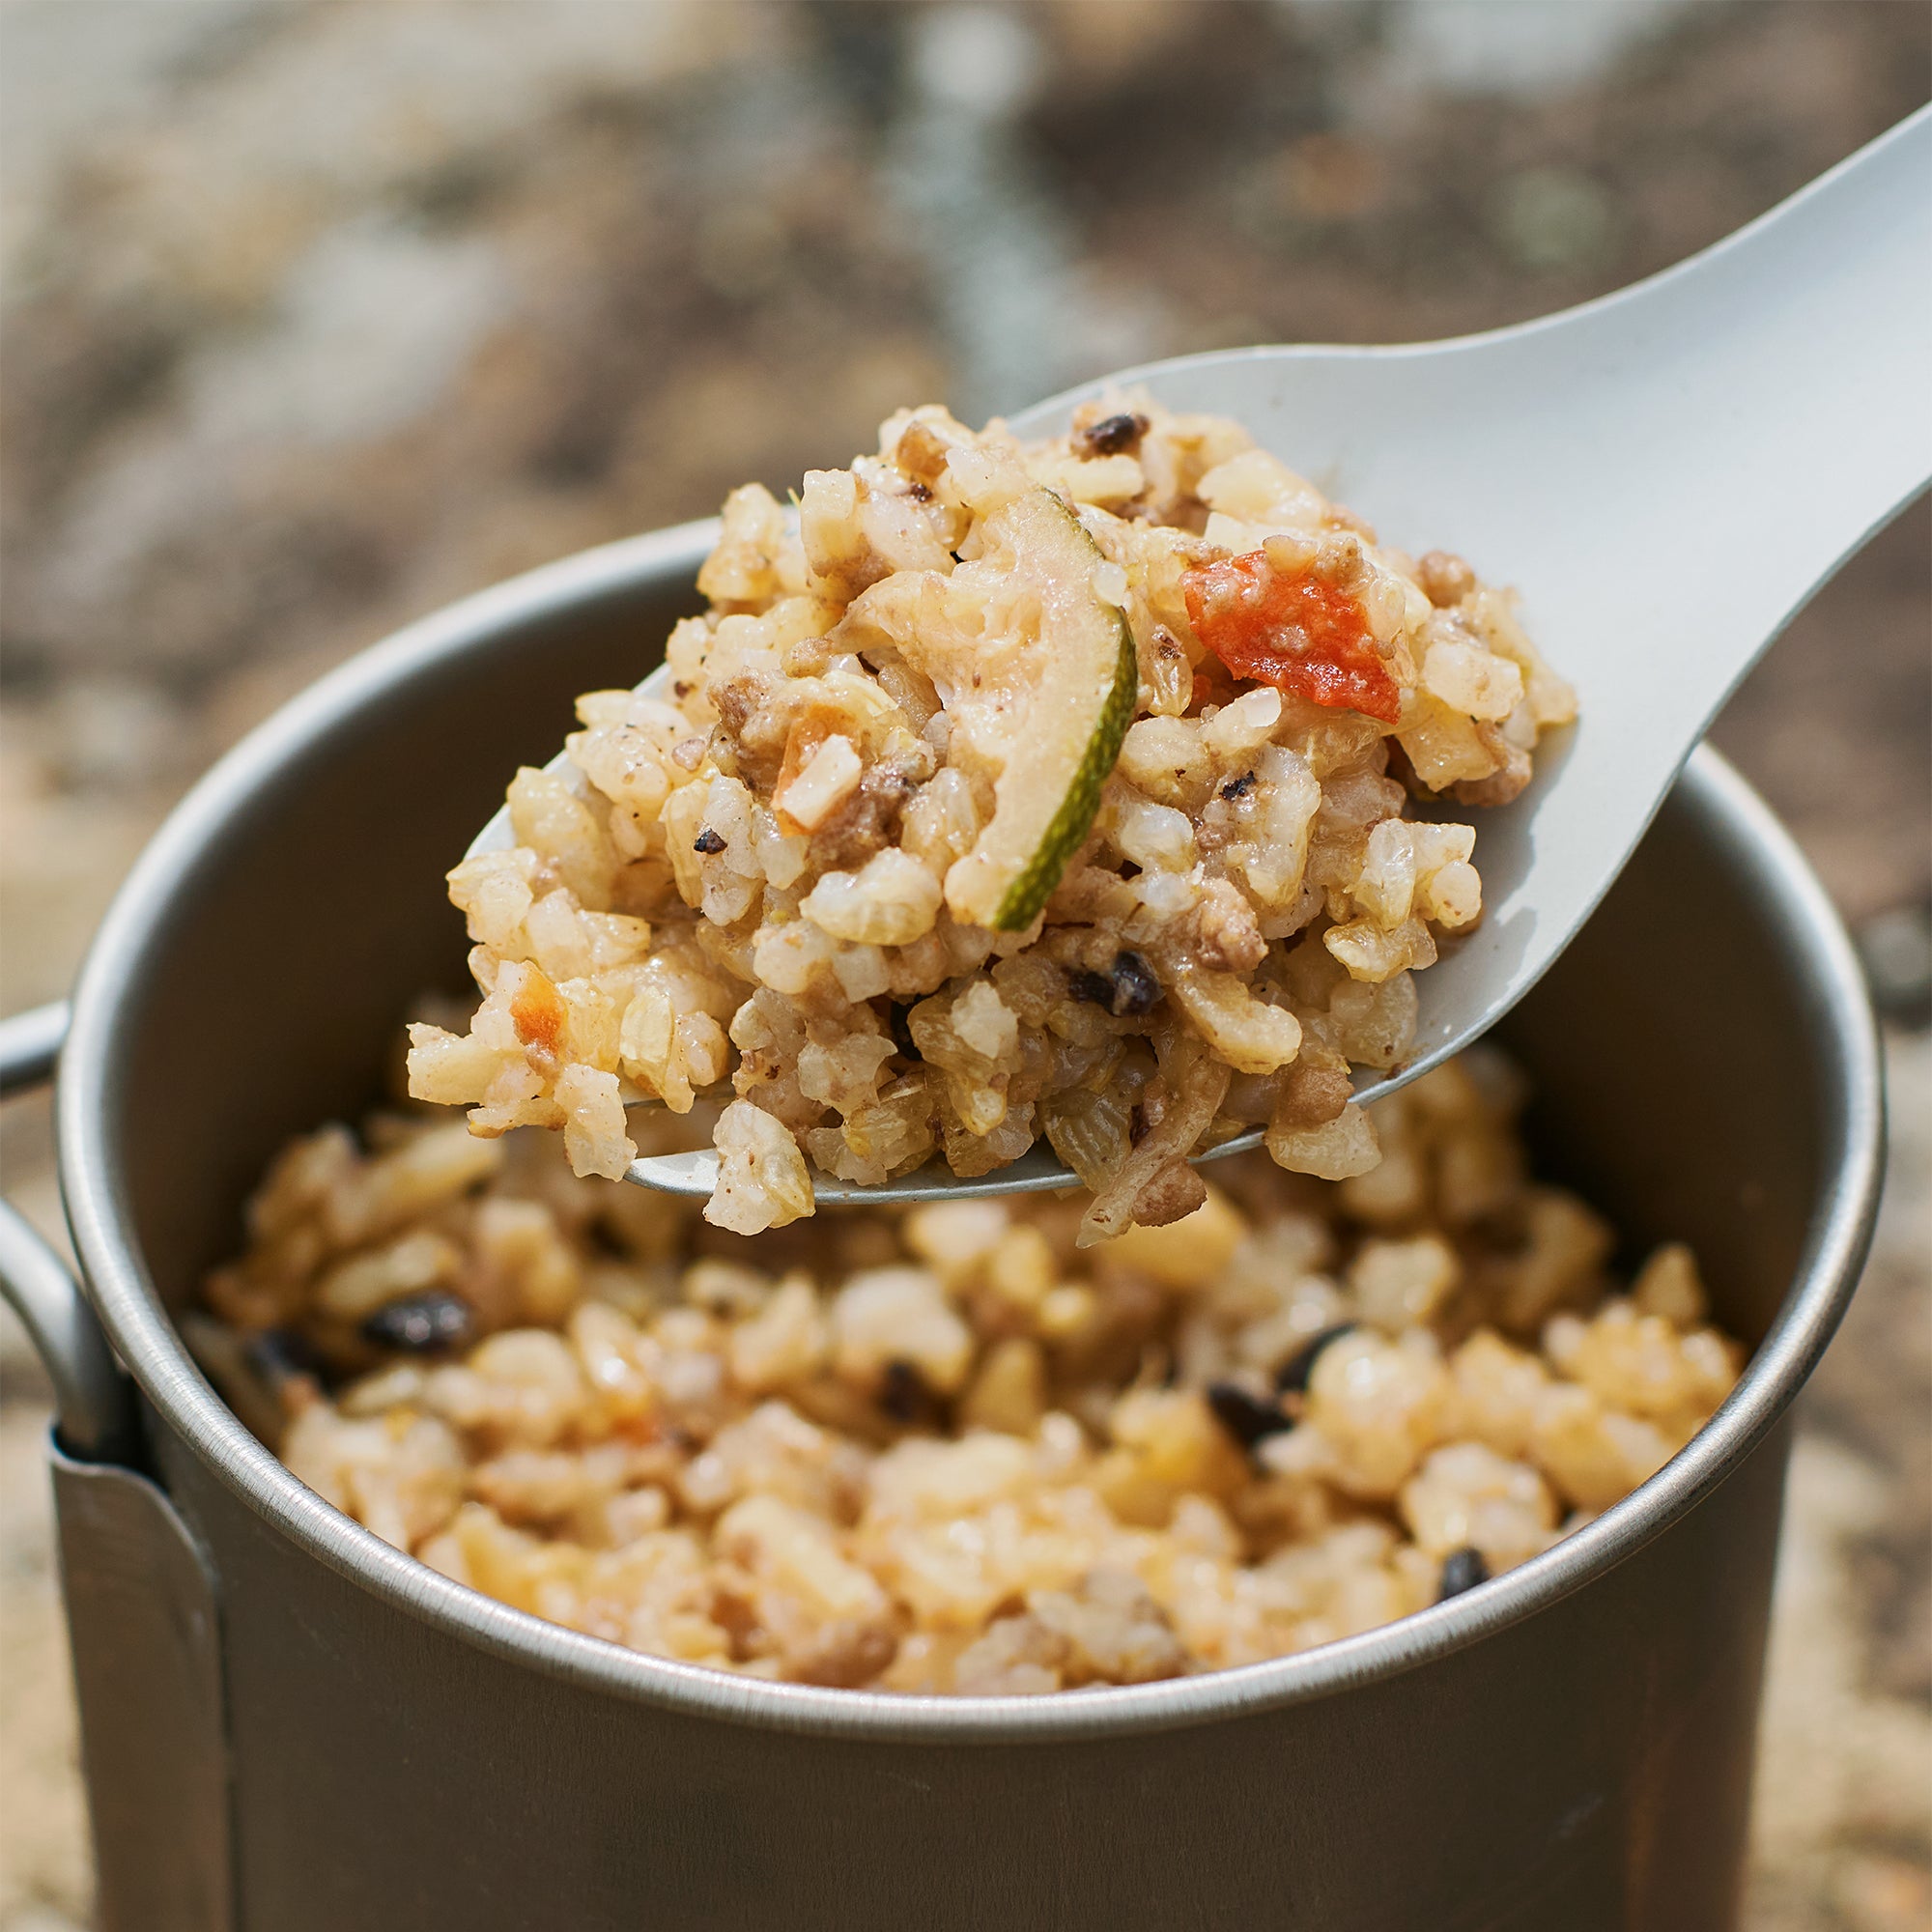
[0,996,69,1095]
[3,1006,235,1931]
[0,1001,140,1463]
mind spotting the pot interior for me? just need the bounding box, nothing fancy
[101,553,1833,1356]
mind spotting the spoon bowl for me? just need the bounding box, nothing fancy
[471,109,1931,1205]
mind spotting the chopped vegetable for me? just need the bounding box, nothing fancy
[1184,550,1401,724]
[941,491,1141,932]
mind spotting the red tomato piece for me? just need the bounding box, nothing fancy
[1182,551,1401,724]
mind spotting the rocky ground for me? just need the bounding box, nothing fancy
[1,4,1925,1926]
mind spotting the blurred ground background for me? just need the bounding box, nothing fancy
[0,2,1925,1926]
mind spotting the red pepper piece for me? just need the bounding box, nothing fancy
[1182,551,1401,724]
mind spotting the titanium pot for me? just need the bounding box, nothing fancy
[0,523,1882,1932]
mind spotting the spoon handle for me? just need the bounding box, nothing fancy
[1517,107,1931,748]
[1359,104,1932,921]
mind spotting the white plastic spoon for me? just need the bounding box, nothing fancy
[473,109,1932,1205]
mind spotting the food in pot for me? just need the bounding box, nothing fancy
[192,1048,1739,1694]
[405,401,1576,1238]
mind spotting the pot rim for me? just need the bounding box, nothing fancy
[55,527,1884,1745]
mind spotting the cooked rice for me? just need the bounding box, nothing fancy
[192,1050,1739,1695]
[405,400,1575,1238]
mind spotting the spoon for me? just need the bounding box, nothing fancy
[473,109,1931,1206]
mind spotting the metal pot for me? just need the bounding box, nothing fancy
[0,525,1883,1932]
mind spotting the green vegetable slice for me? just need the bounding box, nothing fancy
[943,492,1140,932]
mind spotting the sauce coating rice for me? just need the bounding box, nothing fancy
[405,401,1575,1237]
[192,1050,1739,1695]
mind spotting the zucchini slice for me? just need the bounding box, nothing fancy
[943,492,1139,932]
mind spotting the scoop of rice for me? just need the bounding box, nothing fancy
[196,1048,1735,1696]
[409,400,1575,1236]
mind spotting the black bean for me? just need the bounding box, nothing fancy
[244,1326,329,1387]
[1206,1380,1291,1451]
[1078,411,1150,458]
[1069,951,1162,1018]
[878,1358,944,1428]
[1274,1323,1358,1396]
[693,828,727,854]
[359,1291,473,1355]
[1436,1546,1491,1603]
[1220,771,1257,801]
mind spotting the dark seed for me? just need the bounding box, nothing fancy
[1275,1323,1358,1396]
[1069,951,1162,1018]
[1220,771,1257,801]
[693,828,727,855]
[244,1326,330,1387]
[1078,411,1150,458]
[1437,1546,1490,1602]
[907,480,933,501]
[885,1002,921,1060]
[359,1291,473,1355]
[878,1358,944,1428]
[1206,1380,1291,1451]
[1069,969,1117,1009]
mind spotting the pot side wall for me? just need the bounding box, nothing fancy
[156,1413,1787,1932]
